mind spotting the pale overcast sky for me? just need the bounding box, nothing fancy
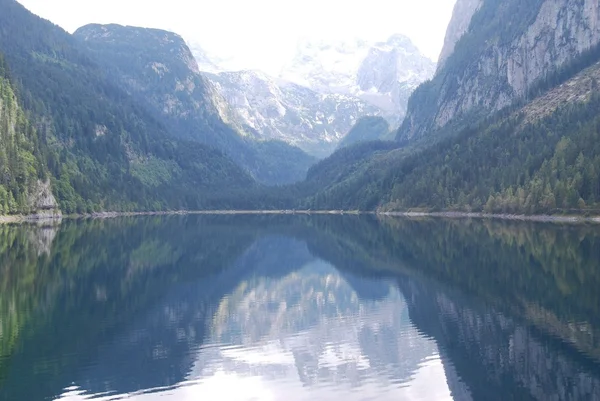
[18,0,456,74]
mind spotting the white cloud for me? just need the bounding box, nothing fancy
[17,0,456,74]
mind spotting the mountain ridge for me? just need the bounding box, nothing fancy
[5,0,600,217]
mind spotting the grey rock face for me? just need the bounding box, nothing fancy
[27,179,60,212]
[400,0,600,141]
[441,0,600,127]
[507,0,600,98]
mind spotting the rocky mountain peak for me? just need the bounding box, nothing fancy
[279,37,371,92]
[188,32,435,156]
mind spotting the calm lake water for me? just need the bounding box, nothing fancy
[1,215,600,400]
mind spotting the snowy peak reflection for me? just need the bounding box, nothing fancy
[194,254,441,392]
[69,234,450,400]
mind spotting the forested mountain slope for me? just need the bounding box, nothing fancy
[0,0,259,213]
[73,24,315,185]
[300,0,600,215]
[302,57,600,213]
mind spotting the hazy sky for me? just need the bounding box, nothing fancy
[18,0,457,74]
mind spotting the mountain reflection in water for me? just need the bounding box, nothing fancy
[0,215,599,400]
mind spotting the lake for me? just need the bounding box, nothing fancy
[0,215,599,400]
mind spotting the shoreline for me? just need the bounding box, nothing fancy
[1,209,599,225]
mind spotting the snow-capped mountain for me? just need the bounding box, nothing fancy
[190,35,433,157]
[204,70,382,157]
[280,35,436,115]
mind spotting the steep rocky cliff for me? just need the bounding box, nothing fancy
[399,0,600,141]
[27,180,59,216]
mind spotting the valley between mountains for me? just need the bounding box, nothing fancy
[1,0,600,217]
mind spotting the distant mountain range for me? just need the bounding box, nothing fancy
[191,35,435,157]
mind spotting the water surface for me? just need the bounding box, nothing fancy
[0,215,599,400]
